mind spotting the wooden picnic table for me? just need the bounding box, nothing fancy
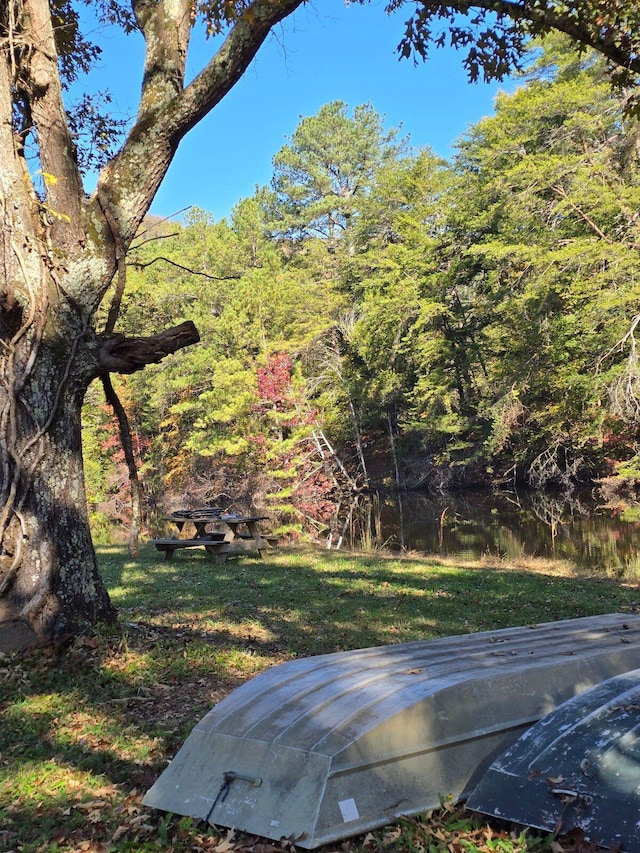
[150,512,278,562]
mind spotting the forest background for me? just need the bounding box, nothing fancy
[84,38,640,543]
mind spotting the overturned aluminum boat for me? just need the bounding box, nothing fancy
[144,613,640,848]
[467,667,640,848]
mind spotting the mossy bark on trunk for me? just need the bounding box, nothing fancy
[0,327,117,645]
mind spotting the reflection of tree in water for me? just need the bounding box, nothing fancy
[325,492,465,552]
[311,489,640,577]
[526,491,591,544]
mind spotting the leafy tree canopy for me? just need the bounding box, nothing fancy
[83,37,640,542]
[390,0,639,100]
[266,101,407,243]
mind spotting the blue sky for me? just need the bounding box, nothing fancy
[82,1,512,221]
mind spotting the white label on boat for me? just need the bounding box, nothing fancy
[339,798,359,823]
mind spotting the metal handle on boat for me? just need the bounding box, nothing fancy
[550,788,593,807]
[204,771,263,823]
[224,771,262,788]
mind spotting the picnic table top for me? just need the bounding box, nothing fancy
[163,512,270,524]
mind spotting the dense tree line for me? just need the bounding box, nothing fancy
[83,40,640,537]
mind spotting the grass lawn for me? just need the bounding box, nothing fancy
[2,544,639,852]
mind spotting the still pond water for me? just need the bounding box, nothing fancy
[323,491,640,577]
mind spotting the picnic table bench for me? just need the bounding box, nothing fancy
[150,510,278,562]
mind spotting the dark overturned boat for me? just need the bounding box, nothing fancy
[467,666,640,849]
[144,613,640,848]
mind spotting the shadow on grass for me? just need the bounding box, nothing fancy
[0,623,252,849]
[100,543,640,657]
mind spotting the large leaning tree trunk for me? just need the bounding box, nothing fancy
[0,0,305,650]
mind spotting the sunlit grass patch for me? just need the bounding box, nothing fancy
[1,759,118,808]
[99,643,163,683]
[99,543,640,648]
[55,709,162,762]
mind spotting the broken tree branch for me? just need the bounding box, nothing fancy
[98,320,200,374]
